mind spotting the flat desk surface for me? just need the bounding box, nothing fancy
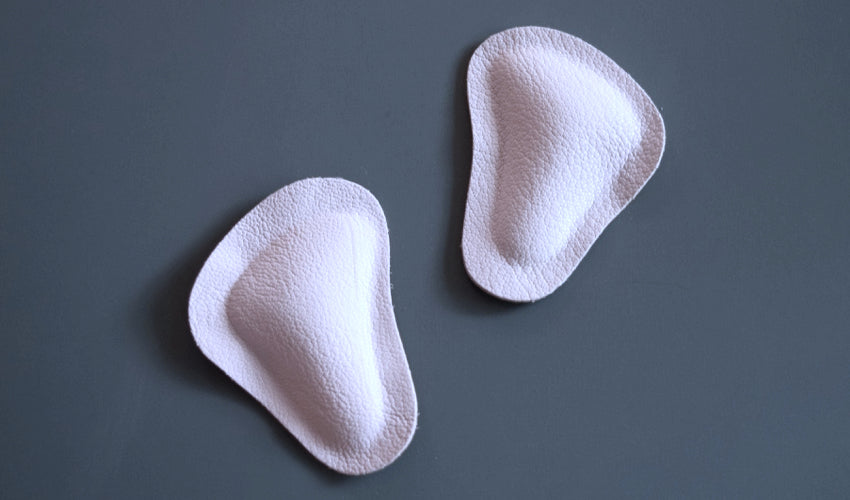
[2,2,848,498]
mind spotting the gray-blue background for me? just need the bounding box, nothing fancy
[2,1,848,498]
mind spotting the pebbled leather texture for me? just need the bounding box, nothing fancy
[462,26,666,302]
[188,178,417,475]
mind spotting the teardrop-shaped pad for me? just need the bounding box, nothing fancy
[462,27,666,302]
[189,178,417,475]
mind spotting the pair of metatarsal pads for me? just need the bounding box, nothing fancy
[188,26,664,475]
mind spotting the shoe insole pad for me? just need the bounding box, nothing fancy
[462,26,666,302]
[188,178,417,475]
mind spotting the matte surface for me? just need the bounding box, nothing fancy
[1,1,849,498]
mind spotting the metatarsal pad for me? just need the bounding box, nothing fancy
[188,178,417,475]
[462,27,666,302]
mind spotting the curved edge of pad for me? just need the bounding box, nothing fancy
[462,26,666,302]
[187,178,417,475]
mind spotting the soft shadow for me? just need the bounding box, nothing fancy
[441,45,523,314]
[143,200,347,484]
